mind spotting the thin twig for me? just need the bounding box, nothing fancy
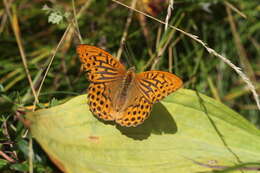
[151,29,175,70]
[0,0,14,34]
[112,0,260,110]
[0,10,8,33]
[224,1,247,19]
[168,44,173,73]
[116,0,137,60]
[0,151,15,163]
[156,26,162,49]
[142,26,162,71]
[33,25,71,109]
[72,0,83,43]
[29,136,33,173]
[151,17,181,70]
[165,0,174,31]
[137,11,153,58]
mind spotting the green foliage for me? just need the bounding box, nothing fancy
[0,159,9,169]
[42,4,70,24]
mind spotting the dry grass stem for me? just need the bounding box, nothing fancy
[224,1,247,19]
[137,12,153,58]
[112,0,260,110]
[151,29,175,69]
[3,0,39,103]
[72,0,83,43]
[207,49,260,110]
[29,137,33,173]
[168,43,175,73]
[0,10,8,33]
[33,25,72,109]
[141,27,162,71]
[165,0,174,31]
[116,0,137,60]
[32,0,93,110]
[226,5,256,82]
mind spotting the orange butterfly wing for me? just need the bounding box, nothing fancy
[115,96,152,127]
[77,44,126,82]
[77,44,126,121]
[136,71,183,104]
[115,71,183,127]
[87,83,114,121]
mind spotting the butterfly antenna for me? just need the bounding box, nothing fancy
[123,43,134,68]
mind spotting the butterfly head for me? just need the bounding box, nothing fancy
[127,66,136,73]
[125,66,136,79]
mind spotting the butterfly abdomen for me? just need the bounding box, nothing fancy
[112,70,135,112]
[121,71,134,96]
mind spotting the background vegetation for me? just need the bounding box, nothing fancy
[0,0,259,172]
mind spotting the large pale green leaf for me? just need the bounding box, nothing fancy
[26,89,260,173]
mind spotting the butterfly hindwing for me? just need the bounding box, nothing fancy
[136,71,183,104]
[87,83,113,121]
[77,45,126,82]
[116,96,152,127]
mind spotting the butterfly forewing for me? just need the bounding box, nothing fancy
[77,45,126,82]
[136,71,183,104]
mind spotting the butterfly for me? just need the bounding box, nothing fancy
[77,44,183,127]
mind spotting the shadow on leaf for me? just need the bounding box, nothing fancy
[116,102,178,140]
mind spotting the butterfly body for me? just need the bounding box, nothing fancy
[77,45,183,127]
[111,67,136,113]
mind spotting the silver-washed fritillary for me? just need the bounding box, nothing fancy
[77,45,183,127]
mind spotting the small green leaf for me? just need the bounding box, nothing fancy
[48,12,63,24]
[26,89,260,173]
[16,139,29,158]
[0,159,8,169]
[36,103,46,109]
[10,162,28,172]
[42,4,70,25]
[49,98,59,108]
